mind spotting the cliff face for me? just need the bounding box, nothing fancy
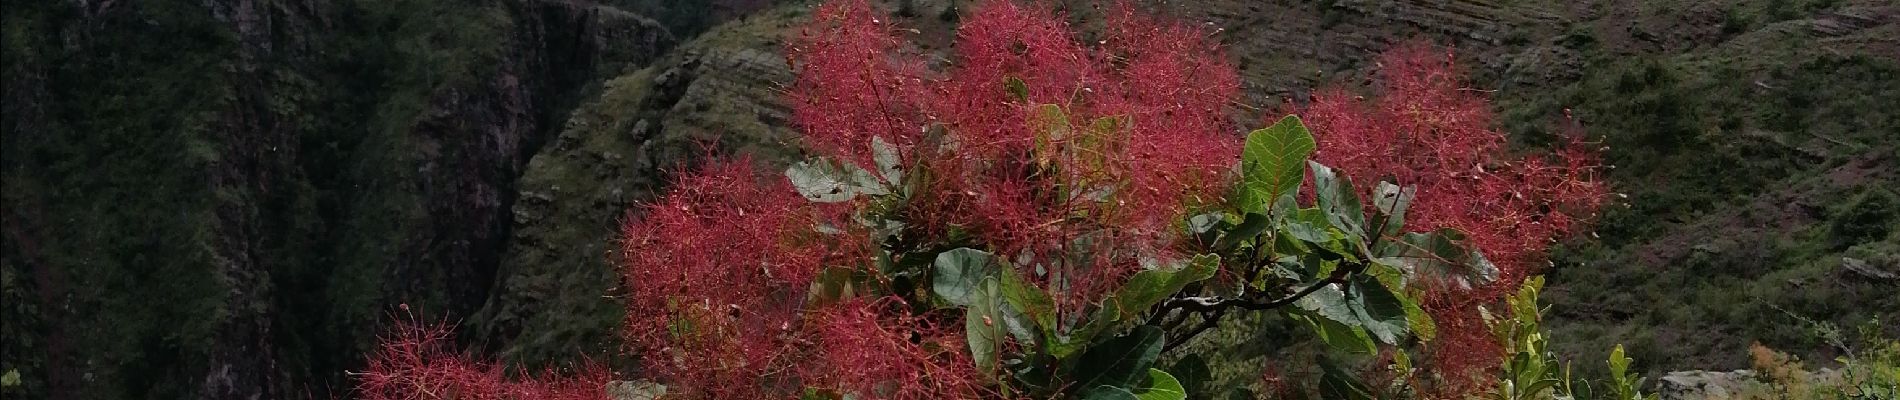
[470,6,807,366]
[481,0,1898,385]
[0,0,670,398]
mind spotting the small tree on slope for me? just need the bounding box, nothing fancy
[356,1,1607,399]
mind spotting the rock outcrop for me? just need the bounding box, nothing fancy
[1659,370,1760,400]
[473,5,807,365]
[1655,367,1867,400]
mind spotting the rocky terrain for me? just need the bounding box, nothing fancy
[467,6,808,365]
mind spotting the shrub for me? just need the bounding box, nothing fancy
[1302,42,1609,394]
[356,314,609,400]
[1831,189,1897,249]
[1740,316,1900,399]
[356,1,1606,398]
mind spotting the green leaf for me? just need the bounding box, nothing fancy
[1510,276,1545,322]
[1308,160,1366,240]
[1363,263,1434,342]
[1239,116,1317,213]
[999,303,1040,348]
[1294,284,1358,325]
[1372,229,1501,290]
[1283,208,1350,257]
[1075,115,1128,177]
[1608,344,1632,377]
[1371,182,1416,237]
[1079,386,1139,400]
[1292,277,1410,346]
[1267,257,1306,280]
[881,250,938,285]
[1290,309,1377,354]
[1522,378,1562,398]
[1166,355,1212,397]
[805,266,858,307]
[799,387,843,400]
[934,248,998,307]
[1204,271,1245,298]
[1009,353,1057,392]
[1052,299,1121,359]
[1222,388,1256,400]
[1271,189,1300,216]
[1318,357,1378,400]
[870,136,903,184]
[786,158,887,202]
[1132,369,1187,400]
[1350,275,1411,345]
[1071,325,1164,390]
[1111,254,1219,318]
[1031,104,1072,168]
[1402,290,1437,343]
[999,266,1057,338]
[1187,213,1230,247]
[1213,212,1271,251]
[1005,76,1029,102]
[966,277,1005,376]
[1508,352,1547,395]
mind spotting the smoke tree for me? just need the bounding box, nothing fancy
[1301,42,1609,396]
[356,0,1606,399]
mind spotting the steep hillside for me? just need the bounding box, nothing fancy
[1517,1,1900,376]
[469,6,809,366]
[1113,0,1900,380]
[0,0,670,398]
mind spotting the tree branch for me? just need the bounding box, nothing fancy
[1161,275,1343,313]
[1156,276,1342,353]
[1162,307,1226,352]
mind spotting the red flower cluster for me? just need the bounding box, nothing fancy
[783,0,930,171]
[356,319,609,400]
[789,0,1239,312]
[614,157,852,398]
[804,297,992,399]
[1300,42,1607,394]
[360,0,1240,397]
[611,154,988,399]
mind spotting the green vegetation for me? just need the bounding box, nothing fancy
[3,1,260,397]
[1740,316,1900,399]
[1,0,658,398]
[1480,0,1900,379]
[1142,0,1900,390]
[609,0,782,39]
[1484,277,1659,400]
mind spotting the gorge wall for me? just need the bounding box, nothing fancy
[1,0,670,398]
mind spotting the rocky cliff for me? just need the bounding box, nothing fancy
[469,6,809,365]
[0,0,670,398]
